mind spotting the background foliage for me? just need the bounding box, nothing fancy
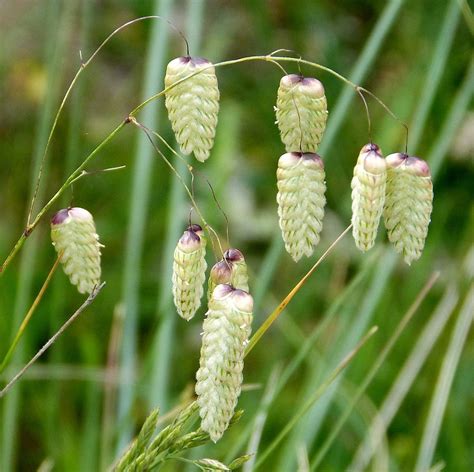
[0,0,472,470]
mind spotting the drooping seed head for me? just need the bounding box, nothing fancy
[164,56,219,162]
[276,152,326,261]
[51,207,102,294]
[172,224,207,320]
[196,284,253,442]
[207,248,249,299]
[384,153,433,264]
[275,74,328,153]
[351,143,387,252]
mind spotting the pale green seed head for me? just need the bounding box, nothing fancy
[164,56,219,162]
[277,152,326,261]
[275,74,328,153]
[196,284,253,442]
[351,143,387,252]
[172,224,207,320]
[51,207,102,294]
[384,153,433,264]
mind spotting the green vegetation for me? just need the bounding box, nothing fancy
[0,0,472,470]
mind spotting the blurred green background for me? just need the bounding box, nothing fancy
[0,0,473,470]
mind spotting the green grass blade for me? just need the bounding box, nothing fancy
[408,0,460,149]
[0,2,72,469]
[415,285,474,471]
[254,326,378,469]
[310,272,440,470]
[319,0,406,156]
[350,285,459,471]
[116,0,174,454]
[428,59,474,180]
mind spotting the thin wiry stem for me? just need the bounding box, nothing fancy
[0,283,106,398]
[2,48,403,275]
[27,15,189,226]
[0,254,62,375]
[245,224,352,356]
[130,118,227,260]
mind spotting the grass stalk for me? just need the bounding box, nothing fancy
[0,2,71,469]
[254,326,379,469]
[349,285,459,471]
[414,285,474,471]
[115,0,174,454]
[145,0,206,415]
[310,272,440,469]
[0,254,61,375]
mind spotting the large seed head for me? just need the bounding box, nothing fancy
[51,207,102,294]
[351,143,387,252]
[195,284,253,442]
[207,248,249,299]
[275,74,328,153]
[276,152,326,261]
[384,153,433,264]
[172,224,207,320]
[164,56,219,162]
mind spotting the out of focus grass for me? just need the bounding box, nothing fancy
[0,0,472,470]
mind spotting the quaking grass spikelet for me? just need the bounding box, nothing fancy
[384,153,433,264]
[164,56,219,162]
[50,207,102,294]
[351,143,387,251]
[195,284,253,442]
[275,74,328,153]
[172,224,207,321]
[276,152,326,261]
[207,248,249,299]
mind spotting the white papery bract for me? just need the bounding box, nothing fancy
[207,248,249,299]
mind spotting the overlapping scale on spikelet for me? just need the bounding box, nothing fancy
[384,153,433,264]
[195,284,253,442]
[164,56,219,162]
[207,248,249,299]
[276,152,326,261]
[351,143,387,251]
[51,207,102,294]
[172,224,207,320]
[275,74,328,152]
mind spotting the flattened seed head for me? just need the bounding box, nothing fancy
[211,283,235,300]
[405,156,431,177]
[51,207,93,225]
[179,226,203,252]
[231,289,254,313]
[224,248,244,262]
[166,56,213,72]
[280,74,325,98]
[358,143,386,174]
[209,260,233,285]
[386,152,408,169]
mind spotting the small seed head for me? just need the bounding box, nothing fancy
[351,143,387,252]
[275,74,328,153]
[50,207,102,294]
[384,153,433,264]
[196,284,253,442]
[164,56,219,162]
[277,152,326,261]
[172,224,207,320]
